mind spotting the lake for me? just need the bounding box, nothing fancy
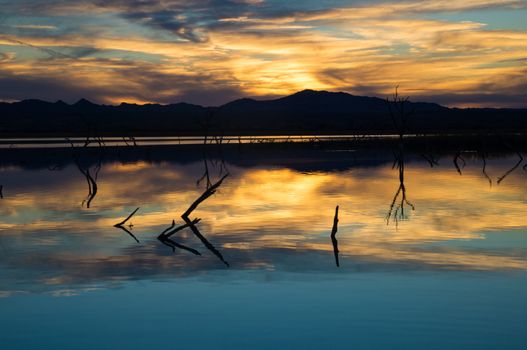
[0,139,526,349]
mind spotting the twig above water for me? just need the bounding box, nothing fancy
[183,173,229,219]
[114,207,140,227]
[114,207,140,243]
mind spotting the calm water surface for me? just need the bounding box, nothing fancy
[0,144,526,349]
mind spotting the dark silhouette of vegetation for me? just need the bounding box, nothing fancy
[385,86,414,141]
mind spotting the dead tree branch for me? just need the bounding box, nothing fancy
[113,207,140,243]
[183,174,229,218]
[497,151,524,184]
[114,207,140,227]
[181,174,230,267]
[330,205,340,267]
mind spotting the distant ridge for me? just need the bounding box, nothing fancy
[0,90,525,137]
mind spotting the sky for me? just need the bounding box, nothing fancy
[0,0,526,107]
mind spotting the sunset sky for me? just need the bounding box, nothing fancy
[1,0,526,107]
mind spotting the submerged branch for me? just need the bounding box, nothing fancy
[330,205,340,267]
[113,207,140,243]
[497,151,524,185]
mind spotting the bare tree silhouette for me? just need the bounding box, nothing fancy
[385,87,415,227]
[385,86,414,142]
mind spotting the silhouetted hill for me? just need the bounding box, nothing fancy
[0,90,525,137]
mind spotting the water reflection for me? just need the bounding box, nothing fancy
[0,142,526,294]
[386,136,415,227]
[114,207,140,243]
[330,205,340,267]
[157,219,202,255]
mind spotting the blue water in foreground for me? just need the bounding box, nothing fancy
[2,271,527,349]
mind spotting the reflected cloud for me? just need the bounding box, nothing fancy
[0,147,527,296]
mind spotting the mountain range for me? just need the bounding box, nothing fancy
[0,89,525,137]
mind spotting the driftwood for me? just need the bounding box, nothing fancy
[330,206,340,267]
